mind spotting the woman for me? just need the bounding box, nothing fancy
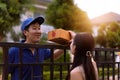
[66,32,98,80]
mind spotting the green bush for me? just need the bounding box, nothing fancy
[44,51,71,71]
[98,67,118,76]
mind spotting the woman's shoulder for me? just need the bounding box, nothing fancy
[70,66,84,80]
[71,66,80,74]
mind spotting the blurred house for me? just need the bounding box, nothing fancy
[91,12,120,26]
[91,12,120,36]
[33,0,52,16]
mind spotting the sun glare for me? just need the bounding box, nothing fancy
[74,0,120,19]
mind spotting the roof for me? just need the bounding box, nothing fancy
[91,12,120,25]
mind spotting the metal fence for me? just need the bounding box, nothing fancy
[0,42,120,80]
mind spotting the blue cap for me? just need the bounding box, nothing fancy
[21,16,44,31]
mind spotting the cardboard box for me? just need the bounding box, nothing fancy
[47,29,71,44]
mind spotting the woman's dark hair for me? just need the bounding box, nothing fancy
[66,32,96,80]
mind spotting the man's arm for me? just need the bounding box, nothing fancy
[53,49,64,60]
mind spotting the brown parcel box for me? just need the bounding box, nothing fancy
[47,29,71,44]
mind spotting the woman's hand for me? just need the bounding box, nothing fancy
[68,30,76,43]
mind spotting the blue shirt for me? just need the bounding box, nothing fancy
[8,46,51,80]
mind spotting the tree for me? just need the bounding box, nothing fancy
[0,0,34,41]
[10,30,22,42]
[96,22,120,48]
[106,22,120,48]
[45,0,92,32]
[96,24,107,47]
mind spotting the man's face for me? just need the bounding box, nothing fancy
[23,22,42,43]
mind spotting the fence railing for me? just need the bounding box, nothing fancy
[0,42,120,80]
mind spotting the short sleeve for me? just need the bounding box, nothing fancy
[43,49,51,60]
[8,47,19,73]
